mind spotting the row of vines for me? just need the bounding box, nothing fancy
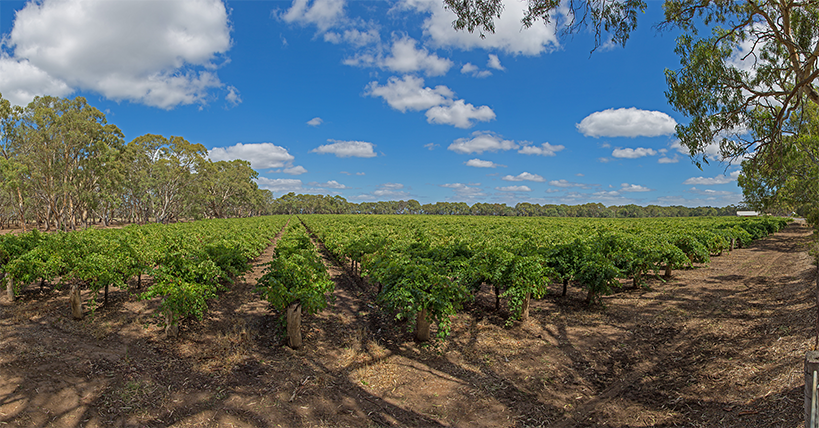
[0,216,290,335]
[301,215,791,341]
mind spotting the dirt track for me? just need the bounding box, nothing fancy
[0,220,815,427]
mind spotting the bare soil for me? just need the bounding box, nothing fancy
[0,220,815,427]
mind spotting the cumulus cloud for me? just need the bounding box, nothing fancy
[365,75,453,112]
[549,179,586,188]
[619,183,652,192]
[401,0,560,56]
[465,158,503,168]
[307,117,323,126]
[448,131,517,154]
[355,182,411,200]
[309,180,349,189]
[460,62,492,78]
[323,28,380,47]
[496,185,531,192]
[518,142,565,156]
[382,37,453,76]
[682,170,741,185]
[209,143,295,170]
[611,147,658,159]
[311,139,377,158]
[502,172,545,182]
[0,0,233,108]
[658,155,680,164]
[425,99,495,128]
[577,108,677,138]
[283,165,308,175]
[365,75,494,128]
[487,54,505,70]
[281,0,346,32]
[256,177,303,193]
[441,182,486,199]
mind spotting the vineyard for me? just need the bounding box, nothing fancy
[0,214,813,427]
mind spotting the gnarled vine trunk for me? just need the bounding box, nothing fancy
[415,308,431,342]
[286,302,303,349]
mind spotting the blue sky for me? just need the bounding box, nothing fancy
[0,0,744,207]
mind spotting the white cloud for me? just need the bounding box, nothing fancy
[225,86,242,107]
[1,0,233,109]
[355,182,410,200]
[382,37,453,76]
[502,172,545,182]
[441,182,486,199]
[366,75,493,128]
[311,139,377,158]
[324,28,380,47]
[209,143,295,170]
[611,147,658,159]
[256,177,303,193]
[682,170,741,185]
[281,0,346,32]
[465,158,503,168]
[619,183,652,192]
[424,142,439,150]
[425,99,495,128]
[487,54,505,70]
[307,117,323,126]
[448,131,517,154]
[460,62,491,78]
[688,187,737,196]
[549,179,586,188]
[365,75,453,112]
[283,165,308,175]
[496,185,531,192]
[309,180,349,189]
[402,0,560,56]
[577,108,677,138]
[658,156,680,164]
[518,142,565,156]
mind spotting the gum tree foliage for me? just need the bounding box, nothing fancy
[447,0,819,172]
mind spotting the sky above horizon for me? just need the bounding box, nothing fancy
[0,0,746,207]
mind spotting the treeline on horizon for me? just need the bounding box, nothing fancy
[270,192,744,218]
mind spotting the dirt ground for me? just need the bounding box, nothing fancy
[0,219,815,427]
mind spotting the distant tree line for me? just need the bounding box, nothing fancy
[0,94,272,231]
[271,193,741,218]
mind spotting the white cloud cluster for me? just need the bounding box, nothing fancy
[309,180,349,189]
[612,147,658,159]
[281,0,346,32]
[518,142,565,156]
[448,131,516,154]
[307,117,323,126]
[0,0,234,108]
[401,0,560,56]
[209,143,303,172]
[577,108,677,138]
[460,63,492,78]
[496,185,531,192]
[549,179,586,188]
[311,139,377,158]
[487,54,505,70]
[502,172,545,182]
[256,177,304,193]
[366,75,494,128]
[465,158,503,168]
[619,183,652,192]
[355,182,411,200]
[441,183,486,199]
[682,170,741,185]
[344,36,453,77]
[324,28,381,47]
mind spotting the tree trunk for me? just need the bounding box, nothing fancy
[165,310,178,338]
[585,287,595,305]
[730,238,736,251]
[104,283,109,306]
[70,283,83,320]
[520,293,531,321]
[632,273,640,288]
[286,302,303,349]
[665,264,672,278]
[562,278,569,296]
[6,275,13,302]
[415,308,431,342]
[494,285,500,311]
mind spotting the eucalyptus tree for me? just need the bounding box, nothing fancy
[0,94,28,230]
[198,159,260,218]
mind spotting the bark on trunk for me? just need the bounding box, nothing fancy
[415,308,431,342]
[494,285,501,311]
[632,273,641,289]
[104,283,109,306]
[70,284,83,320]
[585,287,595,306]
[6,275,13,302]
[165,311,178,338]
[520,293,531,321]
[286,302,303,349]
[562,278,569,297]
[730,238,735,251]
[665,264,672,278]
